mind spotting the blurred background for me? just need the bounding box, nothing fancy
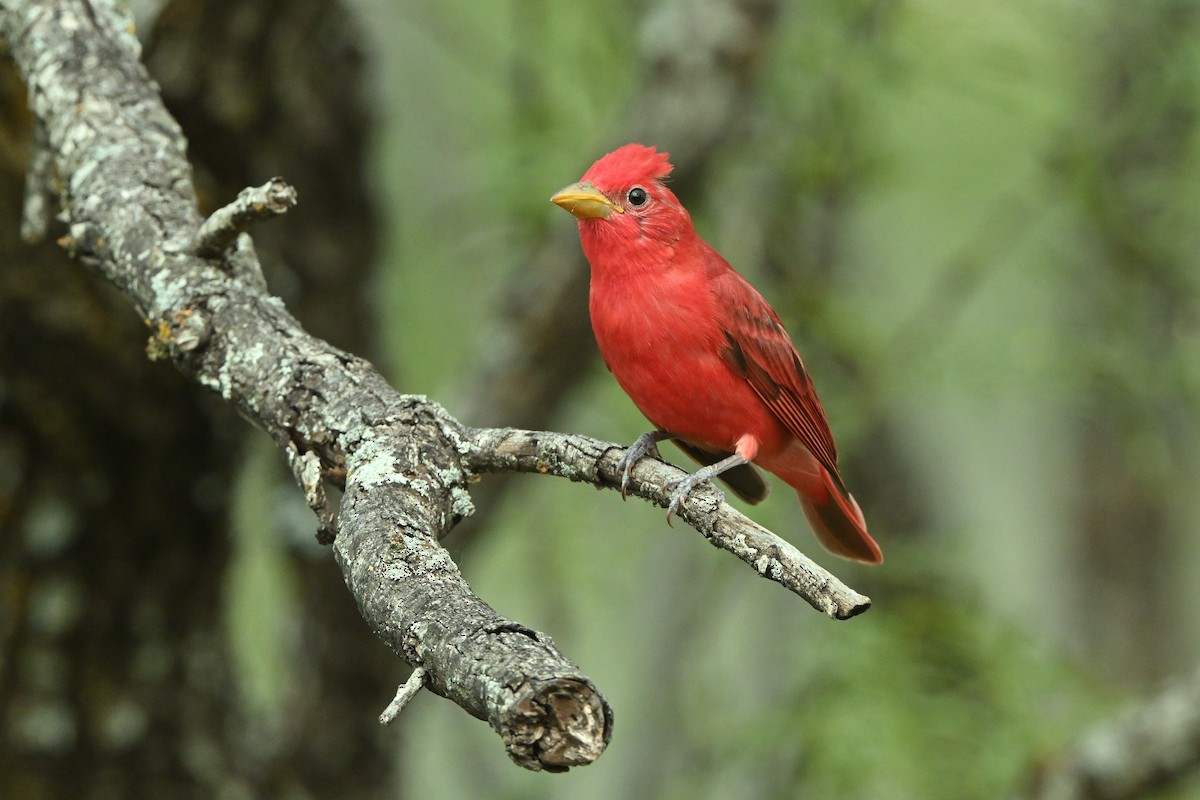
[3,0,1200,797]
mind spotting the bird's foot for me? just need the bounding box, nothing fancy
[661,450,748,524]
[615,430,671,499]
[662,471,725,526]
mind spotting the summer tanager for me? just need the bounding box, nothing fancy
[551,143,881,563]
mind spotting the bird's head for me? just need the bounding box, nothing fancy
[551,144,691,252]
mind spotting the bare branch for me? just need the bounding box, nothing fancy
[379,667,428,726]
[194,177,298,257]
[1020,666,1200,800]
[464,428,871,620]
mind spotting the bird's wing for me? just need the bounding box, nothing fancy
[713,271,843,485]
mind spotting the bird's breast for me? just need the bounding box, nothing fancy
[588,270,785,454]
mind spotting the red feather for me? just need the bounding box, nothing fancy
[581,144,673,186]
[554,143,881,563]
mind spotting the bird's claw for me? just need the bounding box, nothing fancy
[613,431,727,521]
[614,432,666,499]
[662,472,723,526]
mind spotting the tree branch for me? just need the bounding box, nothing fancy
[1020,666,1200,800]
[464,428,870,620]
[1,0,868,771]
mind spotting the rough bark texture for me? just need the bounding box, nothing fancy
[1,0,868,782]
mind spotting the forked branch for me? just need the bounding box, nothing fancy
[1,0,868,773]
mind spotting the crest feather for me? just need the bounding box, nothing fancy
[580,143,673,188]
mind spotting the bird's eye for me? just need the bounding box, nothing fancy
[627,187,648,207]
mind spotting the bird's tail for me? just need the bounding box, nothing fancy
[797,467,882,564]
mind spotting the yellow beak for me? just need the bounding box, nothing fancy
[550,181,623,220]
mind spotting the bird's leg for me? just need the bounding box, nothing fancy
[615,429,674,499]
[662,433,759,523]
[662,453,748,523]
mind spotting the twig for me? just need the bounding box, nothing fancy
[282,442,338,545]
[379,667,428,725]
[194,177,298,258]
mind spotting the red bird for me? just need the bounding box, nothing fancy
[551,143,881,563]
